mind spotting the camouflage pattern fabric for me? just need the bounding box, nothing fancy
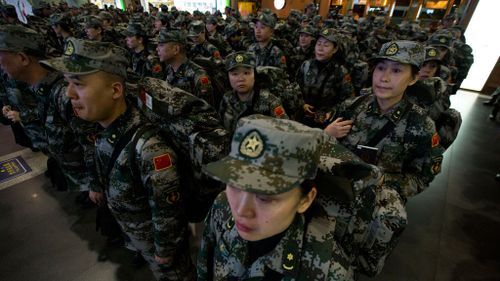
[164,58,215,106]
[248,39,287,71]
[189,40,222,61]
[0,25,46,57]
[331,90,445,201]
[94,105,195,280]
[218,89,289,135]
[129,49,153,77]
[297,58,355,119]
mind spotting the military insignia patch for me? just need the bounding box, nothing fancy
[431,156,443,175]
[235,54,244,63]
[64,41,75,56]
[152,64,162,73]
[431,132,440,148]
[385,43,398,56]
[200,76,209,85]
[213,51,221,59]
[166,191,180,204]
[239,130,265,158]
[343,74,352,83]
[280,55,286,64]
[153,153,172,171]
[322,29,329,35]
[274,105,285,117]
[439,37,447,43]
[428,49,437,57]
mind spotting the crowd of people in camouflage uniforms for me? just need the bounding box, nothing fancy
[0,1,475,280]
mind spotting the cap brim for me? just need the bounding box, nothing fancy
[203,156,302,195]
[369,55,416,67]
[227,64,254,71]
[40,57,99,76]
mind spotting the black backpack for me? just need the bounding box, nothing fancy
[191,57,231,111]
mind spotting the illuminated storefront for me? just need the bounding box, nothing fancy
[141,0,229,13]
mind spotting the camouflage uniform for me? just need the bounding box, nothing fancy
[1,25,96,192]
[248,14,287,70]
[198,115,357,280]
[206,16,232,57]
[42,38,196,280]
[330,40,445,201]
[122,23,153,77]
[159,29,215,106]
[288,25,316,78]
[219,52,289,134]
[187,20,222,61]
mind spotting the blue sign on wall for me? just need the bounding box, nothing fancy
[0,156,32,184]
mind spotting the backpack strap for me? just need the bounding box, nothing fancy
[365,102,412,147]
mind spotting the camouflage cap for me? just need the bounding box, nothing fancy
[206,15,218,25]
[122,23,146,37]
[225,51,256,71]
[98,11,113,21]
[428,34,452,49]
[188,20,205,36]
[40,38,129,78]
[423,46,442,63]
[49,13,70,26]
[155,12,170,23]
[252,13,276,29]
[158,29,187,44]
[203,115,327,195]
[371,40,425,68]
[0,4,16,16]
[160,4,168,12]
[318,28,339,43]
[299,25,317,36]
[85,16,103,29]
[0,25,45,58]
[224,22,239,37]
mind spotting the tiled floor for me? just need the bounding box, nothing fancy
[1,90,499,281]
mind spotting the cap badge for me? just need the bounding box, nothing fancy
[322,29,329,35]
[64,41,75,56]
[239,130,265,159]
[439,37,447,43]
[428,49,437,57]
[385,43,398,56]
[235,54,244,63]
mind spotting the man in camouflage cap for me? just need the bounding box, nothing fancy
[198,114,370,280]
[288,25,317,77]
[205,15,232,57]
[187,20,222,61]
[1,26,98,193]
[156,28,215,106]
[42,38,196,280]
[49,13,74,54]
[248,13,287,70]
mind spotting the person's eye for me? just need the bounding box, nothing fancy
[256,195,274,203]
[392,68,402,73]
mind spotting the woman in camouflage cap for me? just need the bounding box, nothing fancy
[197,115,356,280]
[218,51,289,134]
[324,40,445,201]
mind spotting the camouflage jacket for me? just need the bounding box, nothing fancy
[218,89,289,134]
[129,49,152,77]
[248,39,287,71]
[288,45,315,78]
[165,58,215,106]
[297,58,354,113]
[189,40,222,61]
[94,104,189,258]
[32,70,98,192]
[332,90,445,200]
[208,31,233,56]
[406,78,450,121]
[197,192,354,281]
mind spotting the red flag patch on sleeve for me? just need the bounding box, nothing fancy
[431,132,440,148]
[280,55,286,64]
[343,74,352,83]
[213,51,221,59]
[274,105,285,117]
[153,153,172,171]
[200,76,210,85]
[152,64,162,73]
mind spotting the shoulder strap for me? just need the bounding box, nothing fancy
[366,102,412,147]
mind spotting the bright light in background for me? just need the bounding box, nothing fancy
[461,0,500,91]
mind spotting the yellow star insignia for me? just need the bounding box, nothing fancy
[287,253,294,261]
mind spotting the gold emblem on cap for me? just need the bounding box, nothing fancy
[322,29,329,35]
[428,49,437,57]
[64,41,75,56]
[385,43,398,56]
[439,37,446,43]
[239,130,264,158]
[235,54,244,63]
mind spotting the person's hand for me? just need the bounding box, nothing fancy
[324,117,354,138]
[2,105,11,117]
[303,104,315,116]
[89,191,105,206]
[155,255,173,265]
[5,110,21,123]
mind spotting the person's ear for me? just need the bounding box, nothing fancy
[111,81,124,99]
[297,187,317,214]
[18,52,31,66]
